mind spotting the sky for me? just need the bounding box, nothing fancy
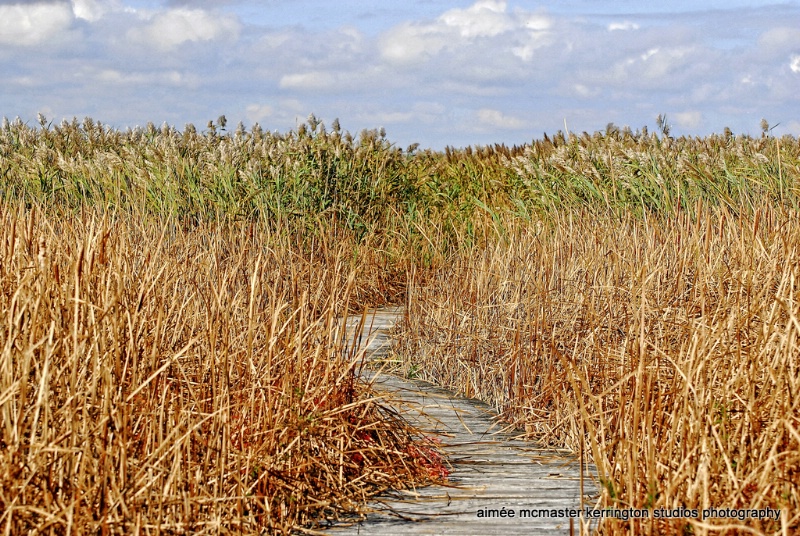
[1,0,799,149]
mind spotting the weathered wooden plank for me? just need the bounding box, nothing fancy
[326,308,598,535]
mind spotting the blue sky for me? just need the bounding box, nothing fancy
[1,1,798,149]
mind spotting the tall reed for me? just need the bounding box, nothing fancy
[0,204,444,534]
[3,115,798,534]
[397,205,799,534]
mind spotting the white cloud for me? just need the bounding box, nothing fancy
[674,111,703,129]
[358,111,415,124]
[275,63,399,95]
[644,47,693,78]
[0,3,73,46]
[688,83,716,103]
[607,46,696,85]
[10,75,37,87]
[379,23,448,63]
[573,83,599,98]
[244,99,312,127]
[608,21,639,32]
[256,31,291,50]
[128,8,240,50]
[95,68,199,87]
[380,0,552,64]
[354,102,447,126]
[2,0,798,150]
[511,45,534,61]
[640,48,659,61]
[279,71,335,90]
[523,14,550,32]
[437,80,507,97]
[440,0,514,38]
[477,108,525,129]
[758,27,800,56]
[791,55,800,74]
[245,104,273,123]
[71,0,113,22]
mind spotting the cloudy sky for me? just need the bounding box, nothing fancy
[1,0,799,148]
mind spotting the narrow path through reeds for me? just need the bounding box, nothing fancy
[328,308,598,535]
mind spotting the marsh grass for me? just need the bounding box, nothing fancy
[2,116,799,534]
[397,205,799,534]
[0,204,446,534]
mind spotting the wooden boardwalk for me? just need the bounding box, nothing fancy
[327,308,598,535]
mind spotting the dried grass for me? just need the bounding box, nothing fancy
[397,206,799,534]
[2,115,799,534]
[0,204,443,534]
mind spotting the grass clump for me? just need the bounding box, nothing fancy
[0,204,444,534]
[396,205,799,534]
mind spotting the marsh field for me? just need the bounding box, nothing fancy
[0,115,798,534]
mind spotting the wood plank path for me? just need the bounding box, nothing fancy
[326,308,599,536]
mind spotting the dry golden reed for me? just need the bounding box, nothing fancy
[2,115,799,534]
[397,205,799,534]
[0,204,443,535]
